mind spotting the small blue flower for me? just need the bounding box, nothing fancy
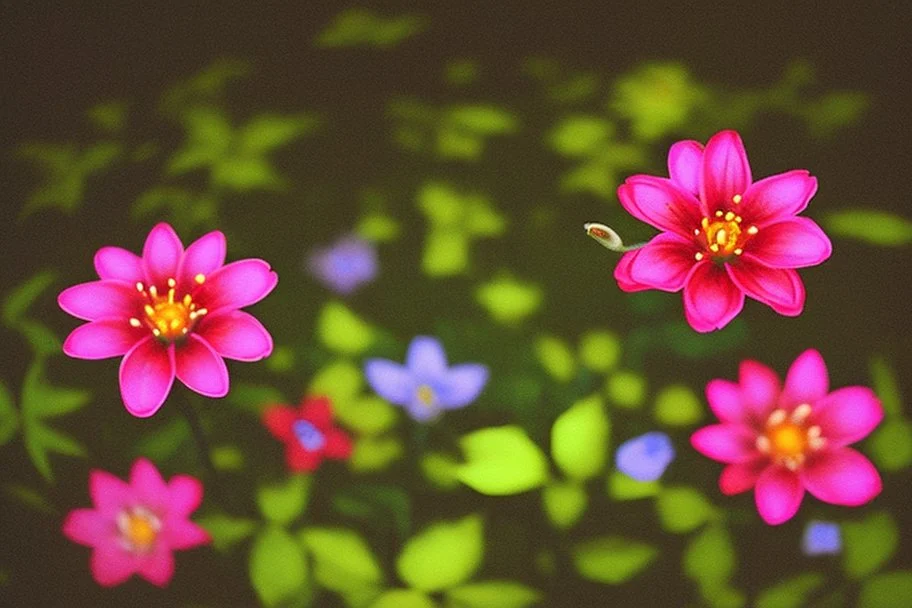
[615,431,675,481]
[802,520,841,556]
[293,420,326,452]
[307,235,378,295]
[364,336,489,422]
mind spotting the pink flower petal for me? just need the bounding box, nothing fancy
[63,320,145,360]
[705,379,745,424]
[614,249,652,293]
[91,542,139,587]
[136,547,175,587]
[195,259,278,314]
[738,359,781,420]
[142,223,184,288]
[161,520,210,550]
[719,458,767,495]
[747,217,833,269]
[174,335,229,398]
[780,349,828,408]
[740,170,818,227]
[624,233,698,292]
[89,469,132,513]
[690,423,758,463]
[683,261,745,333]
[178,230,226,288]
[667,140,704,197]
[197,311,273,361]
[701,130,752,208]
[62,508,109,547]
[94,247,144,283]
[727,255,805,316]
[810,387,884,447]
[58,280,139,322]
[801,447,882,506]
[130,458,169,508]
[119,337,176,418]
[618,176,703,237]
[167,475,205,518]
[755,465,803,525]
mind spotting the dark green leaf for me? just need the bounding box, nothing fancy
[858,571,912,608]
[755,572,825,608]
[0,381,19,446]
[2,270,57,326]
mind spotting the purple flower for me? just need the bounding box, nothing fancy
[615,431,675,481]
[364,336,489,422]
[802,520,841,556]
[307,235,378,295]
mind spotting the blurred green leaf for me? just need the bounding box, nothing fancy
[858,571,912,608]
[542,480,588,530]
[226,382,285,415]
[212,157,284,190]
[422,230,470,276]
[238,113,318,154]
[606,470,660,501]
[475,275,543,325]
[19,320,62,357]
[257,475,312,525]
[606,371,647,409]
[867,418,912,471]
[132,187,218,232]
[250,525,309,607]
[315,8,427,48]
[418,182,467,227]
[18,142,120,217]
[755,572,825,608]
[868,355,902,417]
[445,580,541,608]
[551,394,610,481]
[547,115,612,157]
[464,198,506,237]
[168,108,233,174]
[134,416,189,461]
[265,345,295,374]
[332,483,411,541]
[160,59,251,114]
[806,92,868,137]
[371,590,435,608]
[308,360,363,404]
[317,301,377,355]
[197,513,258,551]
[823,210,912,247]
[534,334,577,382]
[421,452,462,490]
[300,527,384,595]
[3,270,57,327]
[655,486,717,534]
[444,59,479,87]
[397,514,484,592]
[572,536,657,584]
[842,512,898,579]
[447,105,518,135]
[578,330,621,373]
[87,100,127,132]
[350,435,404,472]
[457,426,549,495]
[357,212,401,243]
[3,484,57,516]
[653,384,704,427]
[684,525,736,588]
[0,381,19,446]
[335,395,398,436]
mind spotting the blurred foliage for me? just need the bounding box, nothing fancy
[315,8,427,49]
[823,209,912,247]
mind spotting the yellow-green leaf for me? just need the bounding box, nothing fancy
[457,426,549,495]
[316,301,376,355]
[551,394,609,481]
[396,514,484,592]
[572,536,657,584]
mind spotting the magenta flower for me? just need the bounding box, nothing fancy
[691,349,883,525]
[59,223,277,417]
[614,130,832,332]
[62,458,210,587]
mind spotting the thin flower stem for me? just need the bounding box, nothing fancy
[177,394,227,507]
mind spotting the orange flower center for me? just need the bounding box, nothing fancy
[117,506,161,553]
[755,404,826,470]
[130,275,208,343]
[693,195,759,262]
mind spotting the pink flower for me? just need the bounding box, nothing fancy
[262,396,353,472]
[59,223,277,417]
[691,349,884,525]
[62,458,210,587]
[614,130,832,332]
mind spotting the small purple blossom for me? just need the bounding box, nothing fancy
[802,520,841,556]
[364,336,489,422]
[307,235,378,295]
[615,431,675,481]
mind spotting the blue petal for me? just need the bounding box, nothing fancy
[406,336,448,381]
[802,521,841,556]
[405,399,442,423]
[364,359,415,406]
[615,432,675,481]
[436,364,489,409]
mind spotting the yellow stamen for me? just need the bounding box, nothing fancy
[167,278,176,288]
[733,248,743,256]
[694,252,704,261]
[135,282,144,292]
[194,273,206,284]
[732,194,742,204]
[715,210,724,218]
[747,226,759,235]
[129,318,142,328]
[416,385,435,407]
[724,211,735,221]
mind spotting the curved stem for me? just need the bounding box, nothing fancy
[584,222,647,252]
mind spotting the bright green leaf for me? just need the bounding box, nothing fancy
[350,435,404,472]
[606,371,647,409]
[823,210,912,247]
[868,355,902,417]
[548,115,612,157]
[475,276,543,325]
[308,360,363,404]
[551,394,609,481]
[572,536,658,584]
[418,182,464,226]
[578,330,621,373]
[212,157,283,191]
[0,381,19,446]
[684,525,736,588]
[371,589,435,608]
[249,525,309,607]
[447,105,518,135]
[858,571,912,608]
[655,486,717,534]
[357,212,401,242]
[755,572,825,608]
[457,426,549,495]
[421,452,462,490]
[257,475,312,525]
[334,395,398,436]
[397,514,484,592]
[606,470,661,501]
[653,384,704,427]
[445,580,541,608]
[542,480,588,530]
[464,198,506,237]
[867,418,912,471]
[300,527,384,593]
[197,513,258,551]
[317,301,376,355]
[534,334,577,382]
[423,230,470,276]
[842,512,899,579]
[2,270,57,326]
[238,114,318,154]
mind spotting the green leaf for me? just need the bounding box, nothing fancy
[88,100,128,133]
[371,590,435,608]
[265,345,295,374]
[842,512,899,579]
[22,364,90,419]
[548,115,612,157]
[867,418,912,471]
[300,527,384,594]
[350,435,404,472]
[357,212,401,243]
[19,320,62,357]
[332,483,411,541]
[464,198,506,237]
[606,470,660,501]
[249,525,309,607]
[238,113,318,154]
[578,330,621,373]
[3,484,57,516]
[226,382,285,415]
[256,475,312,525]
[308,360,363,404]
[423,230,470,276]
[858,571,912,608]
[475,275,543,325]
[316,301,376,355]
[551,394,609,481]
[3,270,57,326]
[315,8,426,49]
[168,109,232,174]
[542,480,588,529]
[534,334,577,382]
[457,426,550,495]
[605,371,647,409]
[653,384,704,427]
[397,514,484,592]
[334,395,398,436]
[211,445,246,470]
[868,355,902,417]
[572,536,658,584]
[421,451,462,490]
[755,572,825,608]
[212,157,283,191]
[823,210,912,247]
[806,91,869,137]
[445,580,542,608]
[447,105,518,135]
[0,381,19,446]
[683,525,736,588]
[418,182,465,227]
[33,425,86,458]
[197,513,258,551]
[655,486,717,534]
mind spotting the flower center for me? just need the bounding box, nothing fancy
[117,506,160,553]
[416,385,436,407]
[755,404,826,470]
[692,196,759,262]
[292,420,326,452]
[130,275,207,343]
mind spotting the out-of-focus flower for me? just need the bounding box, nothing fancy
[691,349,883,525]
[263,396,353,472]
[615,431,675,481]
[307,234,378,295]
[59,223,277,417]
[802,520,842,556]
[62,458,209,587]
[365,336,488,422]
[614,130,832,332]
